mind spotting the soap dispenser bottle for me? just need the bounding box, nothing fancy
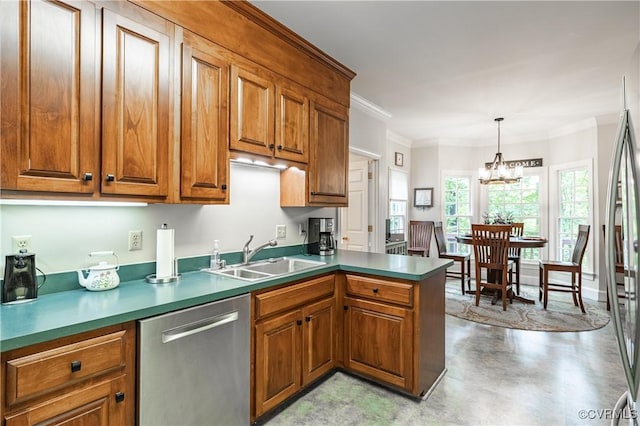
[211,240,221,270]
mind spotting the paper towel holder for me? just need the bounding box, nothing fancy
[145,258,181,284]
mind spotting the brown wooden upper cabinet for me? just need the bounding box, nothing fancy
[179,30,229,203]
[281,96,349,207]
[230,65,309,165]
[101,6,172,199]
[275,81,309,164]
[230,65,275,158]
[0,0,98,194]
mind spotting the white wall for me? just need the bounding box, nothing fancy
[0,163,335,275]
[348,106,389,252]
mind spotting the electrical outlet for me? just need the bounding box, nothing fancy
[276,224,286,239]
[12,235,31,253]
[128,230,143,251]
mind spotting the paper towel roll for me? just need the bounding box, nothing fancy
[156,227,174,278]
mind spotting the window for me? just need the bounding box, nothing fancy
[443,175,472,253]
[389,169,408,238]
[486,175,542,261]
[557,167,591,262]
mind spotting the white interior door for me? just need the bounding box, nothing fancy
[340,159,369,251]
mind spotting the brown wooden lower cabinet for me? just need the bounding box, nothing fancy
[343,296,413,391]
[253,274,336,419]
[252,270,446,421]
[1,323,135,426]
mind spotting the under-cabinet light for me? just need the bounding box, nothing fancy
[0,199,148,207]
[230,158,289,170]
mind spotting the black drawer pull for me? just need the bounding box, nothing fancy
[106,174,115,182]
[70,360,81,372]
[83,172,93,181]
[296,319,302,326]
[115,392,125,403]
[372,288,379,293]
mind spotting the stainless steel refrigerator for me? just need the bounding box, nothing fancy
[606,42,640,425]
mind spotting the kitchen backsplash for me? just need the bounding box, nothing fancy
[0,163,336,281]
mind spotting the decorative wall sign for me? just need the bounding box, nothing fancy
[483,157,543,170]
[414,187,433,208]
[395,152,404,167]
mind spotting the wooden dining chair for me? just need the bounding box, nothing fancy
[407,221,434,257]
[603,224,625,311]
[434,221,471,295]
[538,224,590,313]
[471,224,513,311]
[508,223,524,295]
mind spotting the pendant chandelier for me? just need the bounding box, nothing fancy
[478,117,523,185]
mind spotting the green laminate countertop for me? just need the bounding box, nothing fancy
[0,250,451,352]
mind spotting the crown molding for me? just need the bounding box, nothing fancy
[387,130,413,148]
[350,92,392,121]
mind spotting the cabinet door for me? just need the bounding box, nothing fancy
[302,297,335,386]
[309,97,349,205]
[101,8,170,198]
[180,31,229,202]
[230,65,274,157]
[254,310,302,417]
[343,296,413,391]
[275,82,308,164]
[4,376,127,426]
[0,0,97,193]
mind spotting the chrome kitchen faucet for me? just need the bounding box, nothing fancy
[242,235,278,265]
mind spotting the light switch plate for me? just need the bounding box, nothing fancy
[276,225,286,239]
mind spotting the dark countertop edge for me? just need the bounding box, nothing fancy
[1,257,452,352]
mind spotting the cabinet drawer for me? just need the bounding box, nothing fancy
[6,330,127,405]
[345,275,413,306]
[255,274,334,319]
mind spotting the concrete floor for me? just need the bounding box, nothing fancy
[266,286,629,426]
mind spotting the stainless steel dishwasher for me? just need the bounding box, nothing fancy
[138,293,250,426]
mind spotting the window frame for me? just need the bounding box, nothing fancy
[478,166,549,263]
[388,168,409,240]
[549,159,594,274]
[441,170,475,253]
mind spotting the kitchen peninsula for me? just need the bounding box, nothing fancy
[1,251,451,424]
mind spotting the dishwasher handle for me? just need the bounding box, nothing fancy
[161,311,239,344]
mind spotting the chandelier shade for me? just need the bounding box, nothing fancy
[478,117,523,185]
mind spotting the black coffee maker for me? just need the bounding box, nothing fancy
[308,218,336,255]
[2,251,43,304]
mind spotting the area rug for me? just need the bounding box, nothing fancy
[445,281,610,332]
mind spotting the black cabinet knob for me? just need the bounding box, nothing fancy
[115,392,125,403]
[221,184,227,190]
[296,319,302,326]
[70,360,81,372]
[372,288,379,293]
[305,316,311,322]
[269,144,275,150]
[277,145,283,151]
[106,174,115,182]
[83,172,93,181]
[343,306,348,310]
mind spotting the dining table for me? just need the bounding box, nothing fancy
[455,234,548,305]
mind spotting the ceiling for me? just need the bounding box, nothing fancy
[250,1,640,146]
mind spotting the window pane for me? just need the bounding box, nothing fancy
[486,175,542,261]
[443,175,472,254]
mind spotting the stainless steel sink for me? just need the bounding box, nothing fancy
[203,257,326,282]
